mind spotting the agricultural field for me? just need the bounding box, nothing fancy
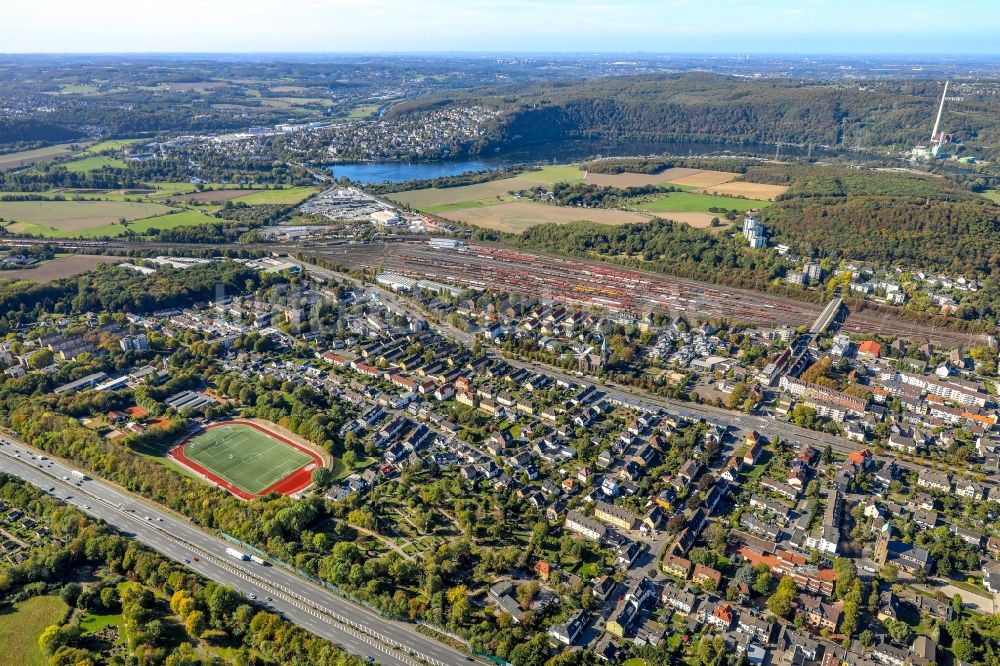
[89,209,218,236]
[637,191,773,213]
[148,182,204,197]
[344,103,379,119]
[440,200,649,233]
[269,85,309,94]
[700,181,789,200]
[170,188,260,203]
[0,179,310,237]
[0,200,174,235]
[423,199,508,214]
[166,80,228,91]
[169,420,323,498]
[582,168,710,188]
[0,144,77,170]
[54,83,100,94]
[60,155,127,172]
[645,211,725,228]
[80,138,145,154]
[230,186,320,205]
[0,254,122,283]
[0,595,68,666]
[387,166,586,210]
[583,167,789,200]
[275,96,335,107]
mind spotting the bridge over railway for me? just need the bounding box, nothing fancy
[809,297,844,335]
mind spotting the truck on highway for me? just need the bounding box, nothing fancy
[249,554,268,566]
[226,547,250,561]
[71,470,87,480]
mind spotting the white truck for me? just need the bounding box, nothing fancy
[71,470,87,480]
[226,547,250,561]
[249,554,268,566]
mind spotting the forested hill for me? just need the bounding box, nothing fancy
[755,166,1000,276]
[388,73,1000,159]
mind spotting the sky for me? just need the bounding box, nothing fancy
[4,0,1000,54]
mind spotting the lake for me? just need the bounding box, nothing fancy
[328,160,506,184]
[326,138,838,183]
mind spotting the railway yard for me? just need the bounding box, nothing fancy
[323,240,981,346]
[4,234,982,347]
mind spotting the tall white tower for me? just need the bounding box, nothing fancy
[930,80,949,157]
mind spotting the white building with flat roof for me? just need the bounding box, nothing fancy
[371,210,401,226]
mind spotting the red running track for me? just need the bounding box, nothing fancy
[168,420,323,500]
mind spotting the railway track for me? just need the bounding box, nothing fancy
[328,241,982,345]
[6,234,981,345]
[356,243,818,328]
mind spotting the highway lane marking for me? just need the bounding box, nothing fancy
[0,446,458,666]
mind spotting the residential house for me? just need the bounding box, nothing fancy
[594,500,638,531]
[549,609,587,646]
[564,510,608,542]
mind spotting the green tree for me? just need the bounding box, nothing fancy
[833,558,858,599]
[60,582,83,607]
[885,619,914,645]
[840,598,860,637]
[27,348,54,370]
[767,577,797,618]
[696,635,727,666]
[878,563,898,584]
[952,637,976,662]
[184,610,207,637]
[509,633,550,666]
[753,566,773,595]
[38,624,79,657]
[311,466,334,489]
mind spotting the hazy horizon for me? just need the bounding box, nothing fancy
[5,0,999,55]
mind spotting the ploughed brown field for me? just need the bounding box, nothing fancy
[583,167,788,200]
[1,254,121,283]
[700,181,789,200]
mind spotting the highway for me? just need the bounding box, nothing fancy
[0,438,474,666]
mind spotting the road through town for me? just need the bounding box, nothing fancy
[304,257,859,460]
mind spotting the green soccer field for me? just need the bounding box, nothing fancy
[183,423,314,495]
